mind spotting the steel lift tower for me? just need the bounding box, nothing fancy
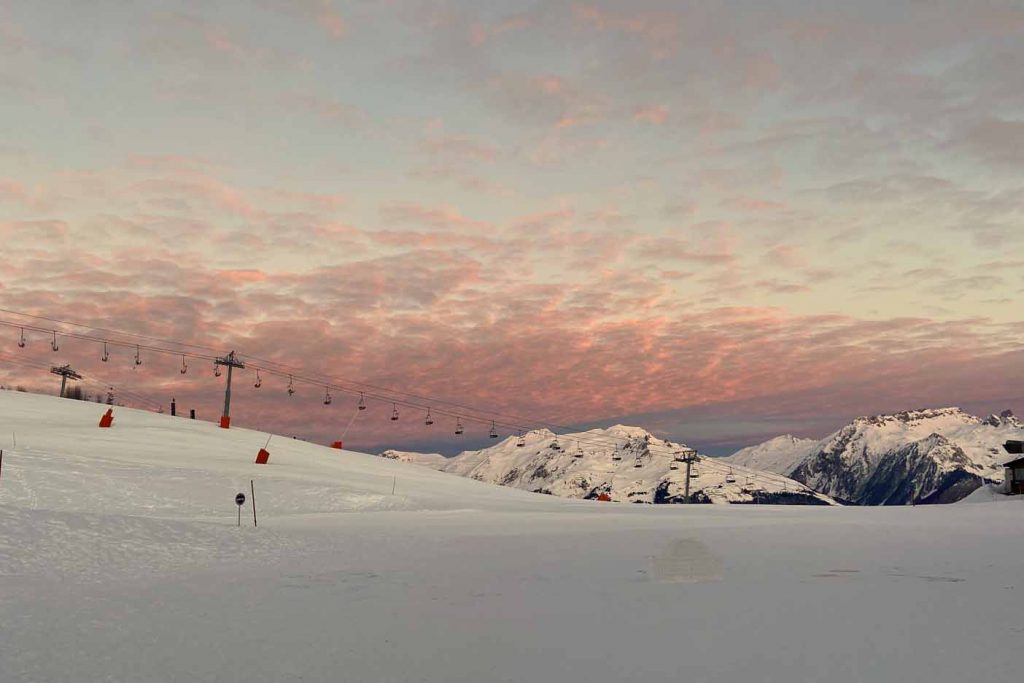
[215,351,245,429]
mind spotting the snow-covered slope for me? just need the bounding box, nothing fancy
[386,425,835,505]
[732,408,1024,505]
[3,389,1024,683]
[722,435,817,476]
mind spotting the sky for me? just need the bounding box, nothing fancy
[1,0,1023,455]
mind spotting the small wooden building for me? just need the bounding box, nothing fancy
[1003,440,1024,495]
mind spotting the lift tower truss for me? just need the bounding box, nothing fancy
[50,364,82,398]
[214,351,245,429]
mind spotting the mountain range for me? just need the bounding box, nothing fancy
[381,425,835,505]
[723,407,1023,505]
[383,408,1023,506]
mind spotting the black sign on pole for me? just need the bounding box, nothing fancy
[235,492,246,526]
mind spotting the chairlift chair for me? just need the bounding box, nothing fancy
[214,361,222,378]
[323,386,332,405]
[134,345,142,366]
[287,375,295,396]
[391,403,400,421]
[17,328,26,348]
[51,331,59,352]
[489,421,498,439]
[254,369,262,388]
[455,417,464,435]
[516,432,525,447]
[101,342,109,362]
[357,392,366,410]
[424,408,434,426]
[180,355,188,374]
[573,442,584,458]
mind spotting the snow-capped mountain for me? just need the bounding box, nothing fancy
[378,449,449,468]
[727,407,1024,505]
[380,425,836,505]
[722,435,817,476]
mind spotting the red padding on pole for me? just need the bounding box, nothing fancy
[331,441,343,449]
[220,415,231,429]
[255,448,270,465]
[98,409,114,428]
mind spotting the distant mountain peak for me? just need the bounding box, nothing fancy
[983,409,1023,429]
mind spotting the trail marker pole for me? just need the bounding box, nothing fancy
[235,492,246,527]
[251,480,257,528]
[1,449,4,482]
[391,476,396,496]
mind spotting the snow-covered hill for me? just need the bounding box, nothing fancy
[726,408,1024,505]
[384,425,835,505]
[722,434,817,476]
[3,389,1023,683]
[379,449,449,468]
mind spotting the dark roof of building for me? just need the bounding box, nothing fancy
[1004,456,1024,469]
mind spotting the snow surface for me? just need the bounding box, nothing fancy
[2,390,1023,683]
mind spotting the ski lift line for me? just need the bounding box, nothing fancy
[1,315,623,441]
[0,313,772,463]
[0,311,717,449]
[0,308,232,356]
[1,314,590,435]
[0,320,221,363]
[2,317,546,433]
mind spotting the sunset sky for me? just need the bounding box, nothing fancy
[2,1,1023,454]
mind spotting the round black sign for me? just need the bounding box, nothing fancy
[235,492,246,506]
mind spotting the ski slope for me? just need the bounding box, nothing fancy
[1,390,1022,683]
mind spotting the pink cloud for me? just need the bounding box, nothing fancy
[633,104,669,125]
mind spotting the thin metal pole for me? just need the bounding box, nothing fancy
[251,479,257,528]
[59,375,67,398]
[237,504,241,527]
[684,457,692,503]
[391,476,396,496]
